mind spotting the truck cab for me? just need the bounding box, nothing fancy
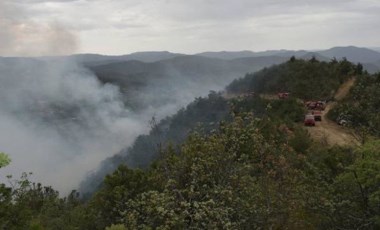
[304,114,316,126]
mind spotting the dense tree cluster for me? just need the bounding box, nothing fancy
[125,91,231,169]
[0,174,92,229]
[227,57,362,100]
[1,113,379,229]
[329,73,380,138]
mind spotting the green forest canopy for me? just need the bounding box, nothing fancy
[227,57,363,100]
[1,57,379,229]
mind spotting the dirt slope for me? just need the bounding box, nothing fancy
[305,78,360,146]
[334,78,356,101]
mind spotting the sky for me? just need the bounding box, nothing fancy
[0,0,380,56]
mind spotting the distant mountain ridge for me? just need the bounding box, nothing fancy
[318,46,380,63]
[370,47,380,52]
[197,46,380,61]
[195,46,380,73]
[196,49,309,59]
[195,51,257,60]
[26,46,380,73]
[71,51,185,66]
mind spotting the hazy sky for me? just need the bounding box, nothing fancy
[1,0,379,55]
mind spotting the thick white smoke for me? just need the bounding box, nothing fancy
[0,0,148,193]
[0,0,232,194]
[0,58,150,193]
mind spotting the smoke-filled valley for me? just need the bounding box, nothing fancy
[1,46,380,194]
[2,0,380,228]
[0,53,288,193]
[0,58,146,193]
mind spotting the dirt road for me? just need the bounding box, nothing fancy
[305,78,360,147]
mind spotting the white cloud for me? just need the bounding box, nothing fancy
[1,0,379,55]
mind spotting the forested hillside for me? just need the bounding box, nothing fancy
[227,57,363,100]
[80,91,307,196]
[1,114,379,229]
[1,57,379,229]
[82,57,374,196]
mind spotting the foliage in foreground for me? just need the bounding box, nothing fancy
[2,114,379,229]
[0,152,11,168]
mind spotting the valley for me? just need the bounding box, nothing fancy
[1,48,380,230]
[1,0,379,228]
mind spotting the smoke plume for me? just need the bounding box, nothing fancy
[0,0,146,193]
[0,0,77,57]
[0,0,239,194]
[0,58,152,193]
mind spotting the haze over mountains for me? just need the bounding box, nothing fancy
[68,45,380,73]
[1,46,380,193]
[196,46,380,73]
[89,55,289,110]
[46,45,379,69]
[370,47,380,52]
